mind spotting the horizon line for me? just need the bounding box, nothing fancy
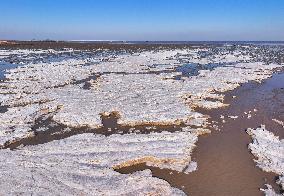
[2,39,284,42]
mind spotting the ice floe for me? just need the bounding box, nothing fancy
[0,132,193,195]
[247,125,284,195]
[272,119,284,128]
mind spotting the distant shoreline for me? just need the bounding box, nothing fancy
[1,40,284,44]
[1,40,284,51]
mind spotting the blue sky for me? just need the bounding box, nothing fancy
[1,0,284,41]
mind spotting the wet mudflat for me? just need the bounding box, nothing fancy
[117,71,284,196]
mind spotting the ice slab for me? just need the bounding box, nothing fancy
[247,125,284,195]
[0,131,194,195]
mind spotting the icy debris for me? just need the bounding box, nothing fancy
[182,127,211,135]
[261,184,282,196]
[272,119,284,128]
[212,124,220,131]
[244,111,253,119]
[0,132,194,195]
[184,161,198,173]
[191,100,228,109]
[247,125,284,195]
[228,115,238,119]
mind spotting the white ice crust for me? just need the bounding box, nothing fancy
[0,48,283,194]
[0,132,192,195]
[247,125,284,195]
[0,49,282,146]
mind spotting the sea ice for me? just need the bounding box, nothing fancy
[0,46,283,194]
[247,125,284,195]
[0,132,195,195]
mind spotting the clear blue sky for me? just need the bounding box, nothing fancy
[1,0,284,41]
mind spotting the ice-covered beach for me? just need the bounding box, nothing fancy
[0,41,284,195]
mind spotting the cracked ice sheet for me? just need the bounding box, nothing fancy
[51,73,204,128]
[0,48,283,194]
[0,105,41,147]
[0,49,283,146]
[0,131,195,195]
[247,126,284,195]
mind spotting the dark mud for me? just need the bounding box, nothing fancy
[116,72,284,196]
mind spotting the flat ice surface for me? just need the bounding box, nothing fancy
[247,125,284,195]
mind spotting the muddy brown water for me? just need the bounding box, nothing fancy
[117,72,284,196]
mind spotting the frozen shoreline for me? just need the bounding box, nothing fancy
[0,44,283,195]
